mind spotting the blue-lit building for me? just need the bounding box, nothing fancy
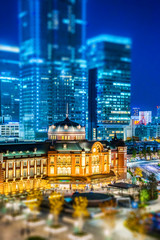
[0,45,20,123]
[87,35,131,141]
[19,0,87,140]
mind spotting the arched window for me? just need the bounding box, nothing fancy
[67,167,71,175]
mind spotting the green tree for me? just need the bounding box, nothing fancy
[142,149,147,159]
[139,151,142,159]
[140,189,149,205]
[132,148,137,159]
[148,174,158,200]
[146,147,152,160]
[152,148,156,156]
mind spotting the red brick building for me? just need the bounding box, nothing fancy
[0,117,127,194]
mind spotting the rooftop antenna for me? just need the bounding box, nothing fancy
[66,103,69,118]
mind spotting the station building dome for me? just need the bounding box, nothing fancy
[48,117,85,141]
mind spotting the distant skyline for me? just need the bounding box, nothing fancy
[0,0,160,114]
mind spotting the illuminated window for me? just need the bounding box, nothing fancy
[75,157,80,164]
[75,167,79,174]
[37,159,40,165]
[23,161,27,166]
[43,159,47,165]
[92,166,99,174]
[50,156,54,164]
[86,156,89,164]
[68,136,70,140]
[67,167,71,175]
[67,157,71,164]
[31,160,34,166]
[43,167,47,175]
[63,157,66,164]
[16,162,20,167]
[23,169,27,177]
[104,164,107,172]
[37,167,40,175]
[86,166,89,174]
[65,136,67,140]
[9,162,13,168]
[9,170,13,179]
[16,169,20,178]
[30,168,34,177]
[50,167,54,174]
[57,167,62,175]
[62,136,64,140]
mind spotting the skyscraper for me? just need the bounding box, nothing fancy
[87,35,131,141]
[19,0,87,140]
[0,45,20,123]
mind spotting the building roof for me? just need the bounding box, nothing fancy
[54,117,79,127]
[87,34,131,45]
[53,142,82,152]
[48,117,85,134]
[0,142,50,158]
[108,182,139,189]
[50,140,110,152]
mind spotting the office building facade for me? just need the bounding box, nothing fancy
[0,45,20,123]
[87,35,131,141]
[19,0,87,140]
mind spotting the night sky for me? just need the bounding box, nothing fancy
[0,0,160,115]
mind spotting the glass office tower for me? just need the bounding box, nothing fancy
[87,35,131,141]
[19,0,87,139]
[0,45,20,123]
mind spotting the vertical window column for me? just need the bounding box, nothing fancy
[41,159,43,177]
[21,161,23,180]
[13,161,16,180]
[28,160,30,179]
[34,159,37,178]
[6,162,8,181]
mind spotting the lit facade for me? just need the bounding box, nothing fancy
[0,117,127,194]
[48,116,85,141]
[139,111,152,125]
[0,45,20,123]
[135,123,157,140]
[19,0,87,140]
[87,35,131,141]
[131,107,140,121]
[0,122,19,138]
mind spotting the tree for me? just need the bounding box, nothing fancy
[100,199,117,237]
[49,192,64,227]
[25,190,43,220]
[132,149,137,159]
[142,149,147,159]
[73,196,89,234]
[124,208,151,239]
[139,151,142,159]
[146,147,152,160]
[152,148,156,156]
[134,168,143,178]
[147,174,158,200]
[140,189,149,206]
